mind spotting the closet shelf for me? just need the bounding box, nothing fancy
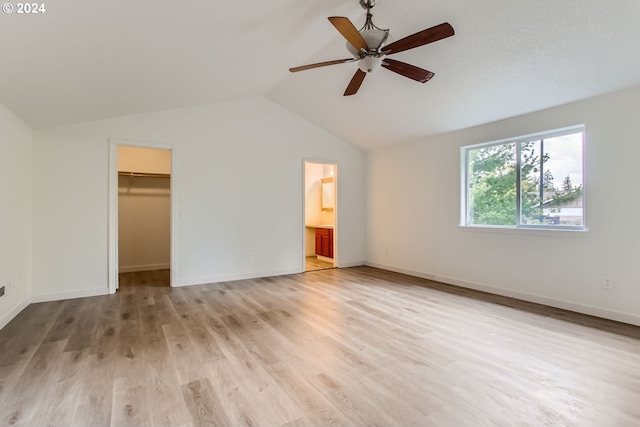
[118,171,170,178]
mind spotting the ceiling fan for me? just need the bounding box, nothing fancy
[289,0,454,96]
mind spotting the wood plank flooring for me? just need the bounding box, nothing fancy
[1,266,639,426]
[119,269,170,288]
[305,256,334,272]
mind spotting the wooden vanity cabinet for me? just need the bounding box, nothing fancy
[315,228,333,259]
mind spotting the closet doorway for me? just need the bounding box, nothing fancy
[304,161,337,272]
[108,141,174,293]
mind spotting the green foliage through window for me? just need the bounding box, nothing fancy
[464,127,584,229]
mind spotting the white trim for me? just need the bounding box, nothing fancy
[460,145,467,226]
[108,142,118,294]
[365,261,640,327]
[301,160,306,272]
[31,288,108,304]
[339,260,366,268]
[365,261,436,281]
[118,263,170,273]
[108,138,176,294]
[457,225,589,237]
[0,297,30,331]
[173,268,302,288]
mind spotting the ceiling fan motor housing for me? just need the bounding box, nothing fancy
[345,29,390,57]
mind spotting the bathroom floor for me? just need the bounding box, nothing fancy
[305,256,334,272]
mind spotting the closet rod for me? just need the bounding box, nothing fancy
[118,171,170,178]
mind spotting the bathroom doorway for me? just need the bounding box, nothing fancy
[304,161,337,272]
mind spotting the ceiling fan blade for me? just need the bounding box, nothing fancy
[289,58,357,73]
[328,17,369,52]
[381,58,434,83]
[344,69,367,96]
[382,22,454,55]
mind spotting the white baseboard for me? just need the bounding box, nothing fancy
[119,263,170,273]
[31,287,109,303]
[174,267,303,288]
[339,260,366,268]
[365,261,640,327]
[365,261,435,280]
[0,297,30,331]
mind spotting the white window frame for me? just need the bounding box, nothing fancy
[461,125,585,231]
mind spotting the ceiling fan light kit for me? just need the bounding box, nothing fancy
[289,0,455,96]
[359,56,382,73]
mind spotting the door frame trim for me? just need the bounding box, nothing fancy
[108,138,175,294]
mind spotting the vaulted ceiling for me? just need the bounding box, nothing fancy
[2,0,640,150]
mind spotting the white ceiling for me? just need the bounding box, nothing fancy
[2,0,640,150]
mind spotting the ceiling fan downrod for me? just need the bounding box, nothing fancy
[358,0,386,34]
[353,0,389,56]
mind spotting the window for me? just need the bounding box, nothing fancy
[462,126,584,230]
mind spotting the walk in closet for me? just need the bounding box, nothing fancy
[117,146,171,287]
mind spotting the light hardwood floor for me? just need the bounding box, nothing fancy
[1,267,639,426]
[305,256,334,272]
[119,269,170,288]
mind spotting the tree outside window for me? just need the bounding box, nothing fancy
[464,127,584,229]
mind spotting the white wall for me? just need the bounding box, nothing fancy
[31,97,365,298]
[0,102,32,329]
[367,85,640,326]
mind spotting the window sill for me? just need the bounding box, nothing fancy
[458,224,589,238]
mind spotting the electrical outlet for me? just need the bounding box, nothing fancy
[602,277,613,290]
[247,252,254,261]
